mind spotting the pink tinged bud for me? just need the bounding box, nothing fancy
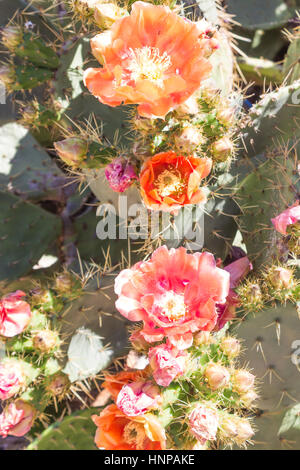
[32,329,60,353]
[204,363,230,390]
[220,337,241,359]
[46,373,70,397]
[269,267,293,289]
[94,3,128,28]
[189,405,219,445]
[271,202,300,235]
[235,419,254,444]
[240,389,258,407]
[224,256,252,289]
[0,400,36,438]
[105,157,137,192]
[194,331,214,346]
[0,360,24,400]
[54,138,88,167]
[148,344,185,387]
[175,127,204,153]
[116,381,160,417]
[232,370,255,394]
[0,290,32,338]
[211,136,234,161]
[220,416,238,439]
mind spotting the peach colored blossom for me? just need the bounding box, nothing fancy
[92,404,166,450]
[116,381,160,416]
[0,291,32,338]
[115,246,229,342]
[84,2,215,118]
[271,201,300,235]
[148,344,185,387]
[189,405,219,445]
[140,152,212,212]
[0,400,35,438]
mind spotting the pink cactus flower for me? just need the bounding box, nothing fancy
[116,381,160,416]
[105,156,137,193]
[189,405,219,445]
[115,246,230,342]
[148,344,185,387]
[0,400,35,438]
[0,360,24,400]
[271,202,300,235]
[0,291,32,338]
[167,332,193,351]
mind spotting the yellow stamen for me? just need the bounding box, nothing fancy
[155,167,186,197]
[127,46,171,87]
[159,291,186,321]
[123,422,146,449]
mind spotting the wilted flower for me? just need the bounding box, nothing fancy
[92,404,166,449]
[271,202,300,235]
[84,1,215,118]
[0,359,25,400]
[115,246,229,342]
[116,381,160,416]
[0,291,32,338]
[189,405,219,445]
[140,152,212,211]
[148,344,185,387]
[102,370,147,401]
[0,400,36,438]
[54,138,88,167]
[46,373,70,398]
[204,363,230,390]
[105,156,137,192]
[267,266,294,289]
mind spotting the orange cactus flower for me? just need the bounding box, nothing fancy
[84,1,214,118]
[92,404,166,450]
[139,151,212,211]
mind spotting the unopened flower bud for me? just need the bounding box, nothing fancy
[194,331,214,346]
[220,337,241,358]
[232,369,255,394]
[54,138,88,167]
[219,415,238,439]
[240,389,258,407]
[1,25,22,50]
[55,272,74,294]
[33,330,60,353]
[205,363,230,390]
[211,136,234,161]
[235,418,254,445]
[175,126,204,153]
[94,3,128,29]
[268,267,293,289]
[46,373,70,398]
[217,106,235,127]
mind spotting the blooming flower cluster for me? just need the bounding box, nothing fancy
[55,1,236,212]
[92,246,256,450]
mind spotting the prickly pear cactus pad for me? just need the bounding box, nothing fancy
[0,0,300,453]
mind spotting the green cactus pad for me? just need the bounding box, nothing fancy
[0,191,62,281]
[0,122,64,202]
[27,408,98,450]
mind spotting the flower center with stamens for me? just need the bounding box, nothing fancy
[123,422,146,450]
[159,291,186,321]
[127,47,171,87]
[155,167,186,197]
